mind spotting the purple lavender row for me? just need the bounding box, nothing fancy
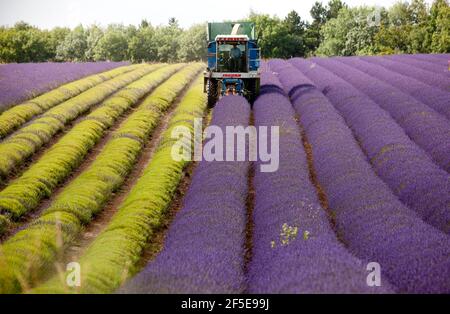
[339,56,450,120]
[247,69,393,293]
[290,58,450,234]
[312,57,450,173]
[384,54,449,78]
[269,59,450,293]
[120,95,250,293]
[407,53,450,68]
[0,61,129,111]
[362,55,449,92]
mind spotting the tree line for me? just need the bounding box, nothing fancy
[0,18,206,63]
[0,0,448,63]
[250,0,449,57]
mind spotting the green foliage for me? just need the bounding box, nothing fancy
[0,22,55,62]
[154,20,183,62]
[317,6,380,56]
[0,63,203,294]
[374,0,432,53]
[0,65,156,179]
[31,71,206,294]
[304,0,346,53]
[431,0,450,52]
[0,1,448,62]
[85,25,104,61]
[56,25,87,61]
[177,24,207,62]
[0,18,205,63]
[127,24,157,63]
[93,25,129,61]
[318,0,450,56]
[0,64,170,223]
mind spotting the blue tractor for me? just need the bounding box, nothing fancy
[204,22,261,107]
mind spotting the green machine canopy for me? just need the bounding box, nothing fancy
[207,22,257,41]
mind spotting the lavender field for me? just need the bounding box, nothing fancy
[0,54,449,294]
[0,61,129,111]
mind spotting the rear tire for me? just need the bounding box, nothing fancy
[207,79,219,108]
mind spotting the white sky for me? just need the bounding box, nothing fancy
[0,0,434,29]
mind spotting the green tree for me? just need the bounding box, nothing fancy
[93,24,128,61]
[85,25,104,61]
[317,6,380,56]
[0,28,16,62]
[47,27,70,59]
[431,0,450,52]
[374,0,432,54]
[327,0,346,19]
[248,13,283,58]
[306,0,346,54]
[128,24,157,62]
[178,24,206,62]
[153,18,182,62]
[410,0,429,24]
[0,22,54,62]
[310,1,329,25]
[389,1,412,25]
[140,19,150,29]
[283,10,308,57]
[56,25,87,61]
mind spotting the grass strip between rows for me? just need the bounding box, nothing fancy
[0,63,203,294]
[0,64,182,226]
[0,64,140,139]
[0,64,160,179]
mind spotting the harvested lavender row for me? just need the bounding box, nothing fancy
[121,95,250,293]
[312,57,450,172]
[385,55,449,77]
[362,55,450,92]
[337,57,450,120]
[268,59,450,293]
[248,69,392,293]
[289,58,450,234]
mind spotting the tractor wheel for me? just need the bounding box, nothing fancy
[207,79,219,108]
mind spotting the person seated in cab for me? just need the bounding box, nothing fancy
[229,43,242,72]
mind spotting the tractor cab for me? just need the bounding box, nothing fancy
[216,35,248,73]
[204,22,261,107]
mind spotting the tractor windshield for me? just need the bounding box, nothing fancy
[217,42,247,72]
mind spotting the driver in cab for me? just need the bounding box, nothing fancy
[229,43,242,72]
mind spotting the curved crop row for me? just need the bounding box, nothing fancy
[31,74,207,294]
[247,70,392,293]
[0,64,182,227]
[119,95,250,294]
[385,55,449,76]
[290,58,450,234]
[0,62,130,111]
[339,57,450,120]
[363,56,450,92]
[269,59,450,293]
[0,63,202,294]
[407,53,450,67]
[0,64,139,138]
[312,57,450,172]
[0,64,161,178]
